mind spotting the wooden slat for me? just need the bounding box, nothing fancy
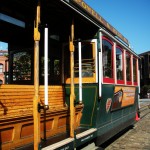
[0,85,65,120]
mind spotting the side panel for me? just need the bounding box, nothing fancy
[65,84,98,128]
[96,84,138,145]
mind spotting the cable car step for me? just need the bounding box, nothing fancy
[42,138,74,150]
[76,128,97,139]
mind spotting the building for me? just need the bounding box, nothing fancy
[139,51,150,86]
[139,51,150,98]
[0,50,8,84]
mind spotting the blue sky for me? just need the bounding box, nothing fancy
[84,0,150,54]
[0,42,8,50]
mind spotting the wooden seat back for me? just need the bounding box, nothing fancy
[0,85,65,120]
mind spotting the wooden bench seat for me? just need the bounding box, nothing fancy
[0,85,66,120]
[0,84,83,150]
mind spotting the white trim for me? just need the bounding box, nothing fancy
[99,31,103,97]
[113,42,117,84]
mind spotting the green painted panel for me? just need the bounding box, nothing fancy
[96,84,114,126]
[111,110,122,120]
[65,84,98,127]
[65,83,139,139]
[96,84,139,137]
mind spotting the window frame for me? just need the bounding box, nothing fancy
[126,52,132,85]
[133,56,138,85]
[65,39,97,84]
[102,36,114,83]
[116,46,124,84]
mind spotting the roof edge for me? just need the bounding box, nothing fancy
[70,0,129,46]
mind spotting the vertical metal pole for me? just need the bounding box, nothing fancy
[137,59,140,108]
[69,19,75,138]
[99,31,103,98]
[33,2,41,149]
[114,42,117,84]
[44,26,49,107]
[131,54,134,85]
[78,41,82,103]
[124,50,127,85]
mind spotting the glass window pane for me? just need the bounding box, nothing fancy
[74,42,95,78]
[133,58,137,82]
[116,47,123,80]
[54,59,60,76]
[102,39,113,78]
[0,64,3,73]
[13,52,31,81]
[126,53,131,81]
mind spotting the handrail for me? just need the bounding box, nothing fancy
[78,41,82,104]
[69,19,75,138]
[33,1,41,149]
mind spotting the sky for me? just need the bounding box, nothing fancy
[0,42,8,50]
[84,0,150,54]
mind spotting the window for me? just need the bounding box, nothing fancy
[0,64,3,73]
[40,57,61,84]
[116,46,124,84]
[102,37,114,83]
[133,57,137,85]
[65,40,97,83]
[11,51,32,84]
[74,43,94,78]
[126,52,132,85]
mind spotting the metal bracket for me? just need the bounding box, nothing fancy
[38,103,49,113]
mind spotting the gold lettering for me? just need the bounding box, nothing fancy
[91,9,95,16]
[112,28,117,35]
[82,2,87,9]
[86,5,92,12]
[74,0,82,2]
[107,23,110,29]
[99,16,103,24]
[75,0,129,45]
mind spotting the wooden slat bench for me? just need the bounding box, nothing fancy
[0,85,66,119]
[0,84,83,150]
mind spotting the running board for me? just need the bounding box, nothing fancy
[76,128,97,139]
[42,138,74,150]
[42,129,97,149]
[75,128,97,147]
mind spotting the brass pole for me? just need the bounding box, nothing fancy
[33,2,41,150]
[69,19,75,138]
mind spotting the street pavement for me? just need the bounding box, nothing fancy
[105,100,150,150]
